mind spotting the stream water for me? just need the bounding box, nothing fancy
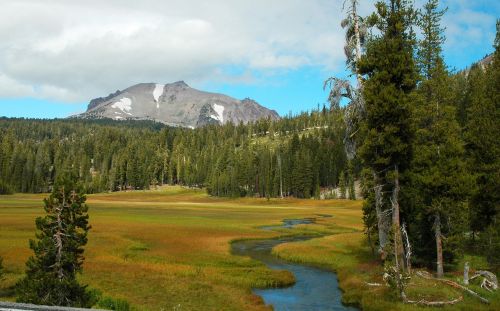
[231,218,358,311]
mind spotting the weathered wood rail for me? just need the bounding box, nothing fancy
[0,301,105,311]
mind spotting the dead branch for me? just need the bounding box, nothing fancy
[404,296,463,307]
[416,271,490,304]
[365,282,384,287]
[474,271,498,291]
[401,223,412,273]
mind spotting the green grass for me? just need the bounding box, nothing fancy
[272,230,500,310]
[0,187,362,310]
[0,187,498,310]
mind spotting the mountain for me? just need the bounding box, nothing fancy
[73,81,280,128]
[461,53,494,76]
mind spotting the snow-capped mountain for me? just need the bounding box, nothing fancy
[73,81,279,128]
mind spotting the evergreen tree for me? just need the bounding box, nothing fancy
[465,20,500,270]
[358,0,418,272]
[16,177,91,307]
[412,1,470,276]
[416,0,446,81]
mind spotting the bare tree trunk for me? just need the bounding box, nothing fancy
[392,166,405,272]
[464,262,470,285]
[391,166,407,300]
[435,213,444,278]
[373,173,388,260]
[352,0,363,87]
[401,223,412,274]
[54,187,65,280]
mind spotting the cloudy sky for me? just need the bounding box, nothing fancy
[0,0,498,118]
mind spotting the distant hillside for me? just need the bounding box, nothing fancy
[461,53,494,75]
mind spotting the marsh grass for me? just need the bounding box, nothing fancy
[272,229,500,310]
[1,187,496,310]
[0,187,361,310]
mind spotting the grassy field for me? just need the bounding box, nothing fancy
[0,187,363,310]
[0,187,498,310]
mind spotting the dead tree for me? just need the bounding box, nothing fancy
[391,167,405,273]
[373,173,389,260]
[464,262,469,285]
[470,270,498,292]
[342,0,365,87]
[434,213,444,278]
[401,223,412,273]
[391,166,407,299]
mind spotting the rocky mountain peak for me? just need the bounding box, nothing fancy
[73,82,280,128]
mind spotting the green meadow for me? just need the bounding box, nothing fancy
[0,187,362,310]
[0,187,498,310]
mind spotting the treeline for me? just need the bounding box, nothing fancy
[341,0,500,282]
[0,108,351,198]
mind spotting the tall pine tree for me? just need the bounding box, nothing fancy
[412,0,470,277]
[465,20,500,271]
[358,0,418,273]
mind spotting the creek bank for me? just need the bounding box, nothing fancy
[231,217,358,311]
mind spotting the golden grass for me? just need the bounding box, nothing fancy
[272,225,500,311]
[0,187,363,310]
[2,187,497,310]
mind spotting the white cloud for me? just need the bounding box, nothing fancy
[0,0,354,103]
[0,0,497,104]
[0,74,34,97]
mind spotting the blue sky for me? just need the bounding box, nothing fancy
[0,0,498,119]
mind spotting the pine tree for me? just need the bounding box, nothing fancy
[466,20,500,270]
[16,177,91,307]
[358,0,418,274]
[416,0,446,81]
[411,0,471,277]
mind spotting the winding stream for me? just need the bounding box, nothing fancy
[231,218,357,311]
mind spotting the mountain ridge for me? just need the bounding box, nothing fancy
[73,81,279,128]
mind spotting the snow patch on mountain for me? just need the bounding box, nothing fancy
[211,104,224,123]
[111,97,132,115]
[153,84,164,108]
